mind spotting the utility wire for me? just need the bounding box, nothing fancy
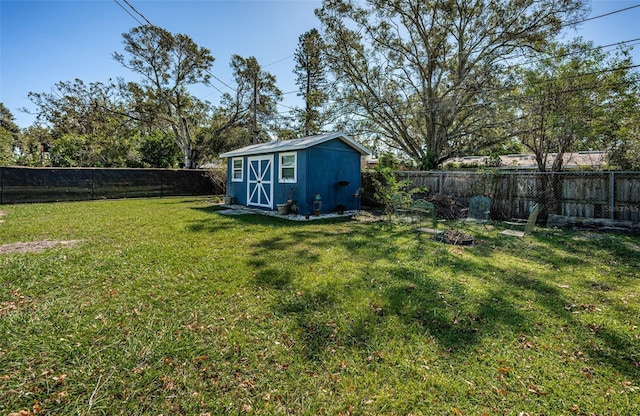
[114,0,238,94]
[113,0,144,26]
[568,3,640,26]
[512,36,640,70]
[264,55,294,67]
[121,0,154,26]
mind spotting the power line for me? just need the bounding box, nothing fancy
[113,0,237,95]
[514,37,640,70]
[113,0,144,26]
[568,3,640,26]
[264,55,294,67]
[121,0,154,26]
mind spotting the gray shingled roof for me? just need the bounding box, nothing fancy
[219,132,371,158]
[443,151,606,170]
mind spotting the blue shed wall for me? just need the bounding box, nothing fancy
[305,140,362,213]
[224,138,363,213]
[225,158,247,206]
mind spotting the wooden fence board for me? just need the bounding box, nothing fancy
[391,170,640,223]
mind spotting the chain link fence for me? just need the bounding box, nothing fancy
[363,170,640,224]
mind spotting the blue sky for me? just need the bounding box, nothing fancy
[1,0,638,129]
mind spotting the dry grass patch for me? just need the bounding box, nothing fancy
[0,239,84,254]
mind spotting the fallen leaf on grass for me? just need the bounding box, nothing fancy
[8,400,41,416]
[497,366,512,375]
[621,381,639,392]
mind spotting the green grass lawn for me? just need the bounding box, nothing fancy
[1,197,638,415]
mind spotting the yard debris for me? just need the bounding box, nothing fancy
[418,195,467,219]
[434,230,474,245]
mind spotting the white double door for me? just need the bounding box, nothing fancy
[247,155,273,208]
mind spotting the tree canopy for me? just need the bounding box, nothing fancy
[114,25,215,168]
[10,4,640,172]
[0,103,20,165]
[316,0,588,168]
[514,39,640,172]
[294,28,329,136]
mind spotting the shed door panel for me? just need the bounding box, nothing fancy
[247,156,273,208]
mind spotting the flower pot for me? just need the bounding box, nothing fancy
[223,196,233,204]
[277,203,290,215]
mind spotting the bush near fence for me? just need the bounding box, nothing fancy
[362,170,640,225]
[0,167,222,204]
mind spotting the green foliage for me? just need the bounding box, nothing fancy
[114,25,215,168]
[0,129,14,165]
[25,79,148,167]
[204,165,227,195]
[293,28,328,136]
[0,103,20,165]
[484,153,503,168]
[371,153,423,215]
[139,132,181,168]
[515,39,640,173]
[317,0,588,166]
[227,55,282,143]
[0,198,639,414]
[0,103,21,165]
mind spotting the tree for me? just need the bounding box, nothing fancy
[114,25,215,168]
[26,79,142,167]
[227,55,282,143]
[293,28,329,136]
[316,0,587,168]
[0,103,20,165]
[16,125,50,166]
[515,39,640,172]
[139,131,182,168]
[194,55,283,162]
[513,39,640,215]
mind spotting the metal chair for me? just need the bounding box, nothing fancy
[461,195,491,229]
[501,203,540,237]
[411,199,437,228]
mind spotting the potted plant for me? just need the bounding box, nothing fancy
[276,203,290,215]
[313,194,322,216]
[278,185,296,215]
[223,195,233,205]
[336,204,347,215]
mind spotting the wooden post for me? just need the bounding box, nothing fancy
[609,171,615,220]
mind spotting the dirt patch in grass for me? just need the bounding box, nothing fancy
[0,240,84,254]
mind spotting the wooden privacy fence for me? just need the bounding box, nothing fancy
[390,170,640,223]
[0,167,220,204]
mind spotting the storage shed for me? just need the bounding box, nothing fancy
[219,132,370,214]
